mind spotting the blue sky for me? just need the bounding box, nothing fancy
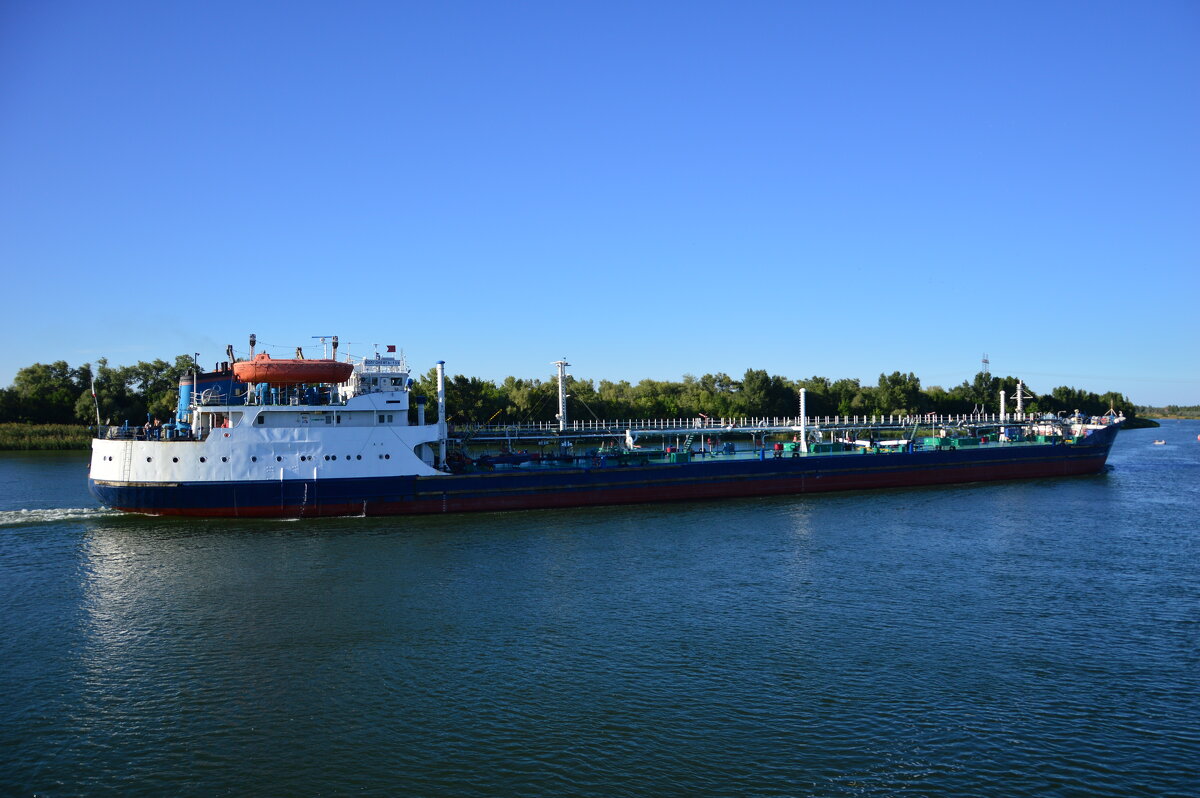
[2,1,1197,405]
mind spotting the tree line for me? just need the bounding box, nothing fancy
[407,367,1135,425]
[1135,404,1200,419]
[0,357,194,426]
[1,356,1137,428]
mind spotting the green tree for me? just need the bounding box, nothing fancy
[0,387,19,421]
[737,369,795,416]
[794,376,835,417]
[7,361,89,423]
[875,371,923,415]
[125,356,193,421]
[85,358,143,425]
[444,375,506,424]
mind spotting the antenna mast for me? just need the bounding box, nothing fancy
[312,335,337,359]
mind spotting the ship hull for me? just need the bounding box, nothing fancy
[88,426,1118,518]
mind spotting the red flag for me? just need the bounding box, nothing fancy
[386,345,396,353]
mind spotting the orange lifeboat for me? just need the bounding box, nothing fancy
[232,353,354,385]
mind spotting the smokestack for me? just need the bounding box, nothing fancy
[249,333,256,359]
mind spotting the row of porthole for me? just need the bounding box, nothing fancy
[299,455,365,461]
[127,454,387,463]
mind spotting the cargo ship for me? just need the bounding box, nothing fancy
[88,337,1123,518]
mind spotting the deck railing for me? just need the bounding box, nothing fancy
[94,425,205,442]
[453,412,1050,437]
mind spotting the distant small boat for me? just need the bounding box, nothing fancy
[1153,439,1166,445]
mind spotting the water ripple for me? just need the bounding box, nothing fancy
[1,426,1198,796]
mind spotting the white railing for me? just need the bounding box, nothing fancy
[455,412,1041,436]
[94,424,206,442]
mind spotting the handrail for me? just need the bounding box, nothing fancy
[94,425,207,442]
[451,412,1060,435]
[451,410,1121,437]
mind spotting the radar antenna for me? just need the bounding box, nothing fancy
[311,336,337,359]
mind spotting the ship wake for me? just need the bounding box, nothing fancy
[0,507,121,526]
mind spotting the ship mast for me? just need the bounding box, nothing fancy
[1014,380,1034,416]
[436,360,447,468]
[311,335,337,359]
[554,359,570,431]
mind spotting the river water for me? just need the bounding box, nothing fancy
[1,423,1197,796]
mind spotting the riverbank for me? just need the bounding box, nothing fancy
[0,424,92,451]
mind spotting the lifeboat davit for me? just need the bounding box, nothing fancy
[232,353,354,385]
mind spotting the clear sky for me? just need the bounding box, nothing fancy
[2,1,1197,405]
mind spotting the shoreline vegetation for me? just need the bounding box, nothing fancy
[1135,405,1200,420]
[0,424,93,451]
[0,354,1168,449]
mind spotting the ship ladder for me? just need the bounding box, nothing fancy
[121,444,134,483]
[681,433,695,453]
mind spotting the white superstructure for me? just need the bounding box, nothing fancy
[89,357,446,485]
